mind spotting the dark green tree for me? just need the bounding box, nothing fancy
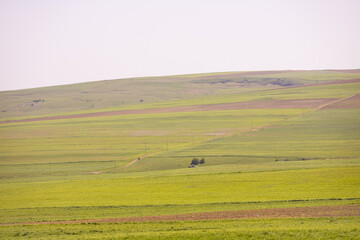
[191,158,199,165]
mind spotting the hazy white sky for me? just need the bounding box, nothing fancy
[0,0,359,91]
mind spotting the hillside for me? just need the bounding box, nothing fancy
[0,69,359,239]
[1,69,360,119]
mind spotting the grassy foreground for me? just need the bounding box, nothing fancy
[1,199,358,224]
[1,167,359,209]
[1,217,359,240]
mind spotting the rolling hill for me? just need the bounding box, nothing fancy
[1,69,360,119]
[0,69,359,239]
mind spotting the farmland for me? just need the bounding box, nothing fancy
[0,70,359,239]
[2,217,359,239]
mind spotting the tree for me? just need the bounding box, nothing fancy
[190,158,199,165]
[199,158,205,164]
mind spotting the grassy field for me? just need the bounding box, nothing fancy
[0,70,359,239]
[1,198,358,224]
[1,217,359,239]
[118,108,360,172]
[0,109,301,168]
[1,166,359,209]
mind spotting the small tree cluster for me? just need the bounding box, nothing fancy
[191,158,199,165]
[190,157,205,166]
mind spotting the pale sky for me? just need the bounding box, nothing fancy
[0,0,359,91]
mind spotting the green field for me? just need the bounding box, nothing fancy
[0,70,359,239]
[1,217,359,240]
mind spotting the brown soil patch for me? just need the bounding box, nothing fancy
[2,205,359,226]
[322,94,360,109]
[0,98,337,125]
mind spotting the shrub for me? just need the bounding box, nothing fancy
[191,158,199,165]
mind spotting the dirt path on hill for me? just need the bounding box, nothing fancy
[91,157,142,174]
[321,94,360,109]
[2,204,359,226]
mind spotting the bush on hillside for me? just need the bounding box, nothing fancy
[191,158,199,165]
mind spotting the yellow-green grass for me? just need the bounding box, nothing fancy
[117,108,360,172]
[0,72,359,239]
[0,198,358,224]
[112,158,360,177]
[0,166,358,209]
[1,106,359,177]
[0,217,359,239]
[0,109,302,169]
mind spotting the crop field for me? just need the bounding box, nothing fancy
[1,217,359,240]
[0,70,359,239]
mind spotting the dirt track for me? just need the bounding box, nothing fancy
[2,205,359,226]
[0,98,337,125]
[322,94,360,109]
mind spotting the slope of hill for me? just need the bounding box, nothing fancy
[0,69,359,239]
[1,69,360,119]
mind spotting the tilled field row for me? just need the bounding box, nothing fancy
[2,204,359,226]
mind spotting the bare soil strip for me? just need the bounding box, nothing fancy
[2,205,359,226]
[0,98,336,125]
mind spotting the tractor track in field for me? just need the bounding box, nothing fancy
[1,204,359,225]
